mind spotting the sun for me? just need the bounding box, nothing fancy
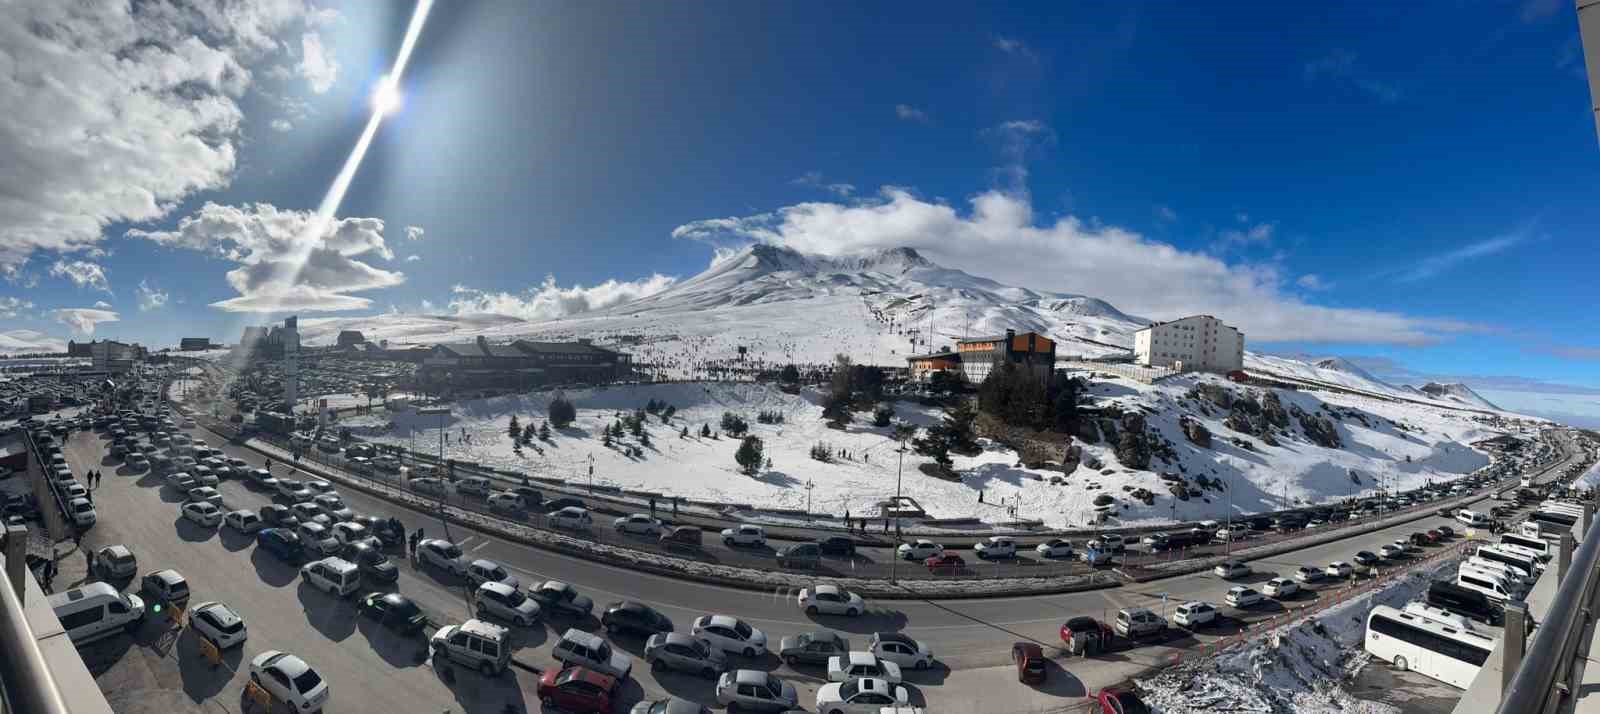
[372,76,402,116]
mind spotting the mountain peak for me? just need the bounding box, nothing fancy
[845,246,934,273]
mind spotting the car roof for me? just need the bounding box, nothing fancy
[480,581,515,596]
[813,584,841,595]
[874,631,914,645]
[541,579,571,591]
[846,651,876,665]
[707,614,738,628]
[263,651,309,677]
[660,632,698,646]
[460,618,508,639]
[733,669,771,685]
[102,545,132,558]
[563,628,604,648]
[195,601,241,627]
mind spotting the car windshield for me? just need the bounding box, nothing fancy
[839,680,859,699]
[504,590,526,606]
[733,620,753,638]
[441,544,462,558]
[292,667,323,693]
[693,639,711,656]
[391,599,420,618]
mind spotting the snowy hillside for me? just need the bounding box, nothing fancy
[1416,382,1501,411]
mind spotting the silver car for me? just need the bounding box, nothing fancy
[551,628,632,679]
[715,669,798,712]
[645,632,726,678]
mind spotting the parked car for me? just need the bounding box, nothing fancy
[259,504,300,530]
[548,506,593,531]
[1059,616,1113,654]
[552,627,633,678]
[94,545,138,579]
[815,676,909,714]
[358,592,427,634]
[896,539,943,561]
[1011,642,1046,684]
[659,526,702,550]
[816,536,856,556]
[615,513,663,535]
[828,651,902,684]
[530,580,595,619]
[715,670,798,712]
[720,525,767,547]
[538,666,618,713]
[602,600,674,637]
[1292,566,1324,583]
[248,651,329,713]
[974,536,1018,559]
[181,501,223,527]
[646,632,727,678]
[1262,577,1300,598]
[343,542,399,583]
[925,553,965,573]
[1095,688,1151,714]
[416,539,468,575]
[776,543,823,569]
[1225,586,1264,608]
[189,601,248,648]
[1213,560,1250,579]
[1113,607,1166,638]
[466,559,520,590]
[777,629,849,666]
[140,568,191,608]
[692,614,768,656]
[868,632,934,670]
[223,509,264,534]
[256,529,303,562]
[1035,538,1076,559]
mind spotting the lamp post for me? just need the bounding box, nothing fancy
[805,479,815,520]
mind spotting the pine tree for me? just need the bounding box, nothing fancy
[548,392,577,427]
[640,429,651,447]
[701,423,711,438]
[681,426,689,438]
[538,421,551,440]
[508,415,521,442]
[735,435,764,475]
[630,416,644,437]
[603,430,612,447]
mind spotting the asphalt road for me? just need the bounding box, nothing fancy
[61,415,1567,714]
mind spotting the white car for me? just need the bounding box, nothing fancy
[190,601,248,649]
[614,513,663,535]
[312,494,353,522]
[547,506,592,530]
[305,480,336,495]
[275,479,314,503]
[1172,601,1218,628]
[720,525,767,547]
[330,522,369,546]
[974,536,1017,559]
[1325,561,1354,578]
[186,486,223,506]
[249,651,329,712]
[1213,560,1251,579]
[1035,538,1075,559]
[1262,577,1300,598]
[295,523,341,556]
[223,509,264,533]
[165,471,197,490]
[827,651,903,684]
[411,477,447,496]
[1292,566,1324,583]
[1092,533,1126,552]
[181,501,223,527]
[466,559,521,590]
[1379,544,1406,559]
[868,632,934,670]
[692,614,768,656]
[1394,538,1418,553]
[487,492,525,513]
[798,584,864,616]
[190,466,218,486]
[815,677,909,714]
[416,539,468,575]
[896,540,943,561]
[1225,586,1264,608]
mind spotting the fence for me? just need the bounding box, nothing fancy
[1059,360,1180,384]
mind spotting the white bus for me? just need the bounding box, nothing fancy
[1365,605,1498,689]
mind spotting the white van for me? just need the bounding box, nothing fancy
[49,582,146,645]
[1498,533,1552,562]
[1456,570,1520,602]
[1402,601,1474,631]
[455,477,491,497]
[1455,510,1491,527]
[1476,545,1538,580]
[1465,557,1530,590]
[299,557,361,597]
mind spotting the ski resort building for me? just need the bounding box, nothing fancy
[1133,315,1244,372]
[418,336,632,389]
[905,329,1058,383]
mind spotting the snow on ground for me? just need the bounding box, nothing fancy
[1138,556,1465,714]
[340,372,1522,528]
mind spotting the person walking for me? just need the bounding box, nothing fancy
[85,547,96,576]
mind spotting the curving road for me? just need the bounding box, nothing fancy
[60,408,1574,713]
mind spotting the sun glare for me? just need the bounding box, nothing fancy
[372,76,402,116]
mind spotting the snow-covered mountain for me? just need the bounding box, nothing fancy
[1416,382,1501,411]
[1311,357,1389,387]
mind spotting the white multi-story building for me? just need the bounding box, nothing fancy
[1133,315,1244,372]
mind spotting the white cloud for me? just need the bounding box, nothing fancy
[405,226,425,241]
[673,187,1489,346]
[0,329,64,355]
[270,118,293,132]
[984,121,1055,192]
[297,32,339,94]
[94,300,112,309]
[136,279,170,311]
[0,0,337,271]
[126,202,404,313]
[49,260,111,292]
[1216,222,1275,250]
[53,308,119,335]
[895,104,930,123]
[793,172,855,197]
[1296,274,1330,290]
[1396,234,1526,283]
[0,297,33,318]
[993,35,1037,60]
[450,274,678,321]
[405,254,421,262]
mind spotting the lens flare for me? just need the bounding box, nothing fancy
[372,75,402,116]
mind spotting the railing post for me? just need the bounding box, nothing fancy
[1503,601,1528,692]
[5,524,27,605]
[1560,532,1575,583]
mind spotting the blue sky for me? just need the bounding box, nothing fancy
[2,1,1597,420]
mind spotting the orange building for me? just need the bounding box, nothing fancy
[955,329,1056,382]
[906,349,962,380]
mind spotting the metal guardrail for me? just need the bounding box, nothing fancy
[1493,498,1600,714]
[0,535,71,714]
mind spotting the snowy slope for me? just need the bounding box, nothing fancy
[1416,382,1501,411]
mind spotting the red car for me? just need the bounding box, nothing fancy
[1096,688,1150,714]
[925,553,965,573]
[537,666,617,713]
[1423,529,1443,543]
[1059,616,1114,651]
[1011,642,1046,683]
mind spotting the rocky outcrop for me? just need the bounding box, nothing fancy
[1297,410,1342,449]
[1097,417,1119,445]
[1262,391,1289,428]
[1113,412,1151,470]
[1224,409,1256,434]
[1180,416,1212,448]
[1076,419,1101,444]
[1187,383,1234,409]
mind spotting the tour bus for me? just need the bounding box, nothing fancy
[1474,545,1538,581]
[1532,509,1579,529]
[1365,604,1498,689]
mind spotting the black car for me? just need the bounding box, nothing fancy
[1352,550,1379,567]
[601,600,674,637]
[511,486,544,507]
[1247,517,1273,531]
[344,542,399,583]
[545,497,585,511]
[815,536,856,557]
[530,580,594,618]
[259,504,301,530]
[353,515,404,547]
[358,592,427,633]
[1426,581,1504,625]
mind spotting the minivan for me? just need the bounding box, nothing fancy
[1426,581,1503,625]
[456,477,491,497]
[1457,570,1519,602]
[1465,557,1531,590]
[1476,545,1538,580]
[49,582,146,645]
[1455,510,1491,527]
[1498,534,1552,563]
[300,557,361,597]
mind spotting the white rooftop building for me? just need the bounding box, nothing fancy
[1133,315,1244,372]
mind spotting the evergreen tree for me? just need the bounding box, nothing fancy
[779,364,800,384]
[508,415,521,442]
[681,426,689,438]
[523,423,536,443]
[700,423,711,438]
[663,404,676,420]
[734,435,764,475]
[872,404,894,427]
[629,415,644,437]
[640,429,651,447]
[548,392,577,427]
[538,421,551,440]
[602,430,612,447]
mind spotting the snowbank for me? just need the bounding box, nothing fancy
[1138,555,1465,714]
